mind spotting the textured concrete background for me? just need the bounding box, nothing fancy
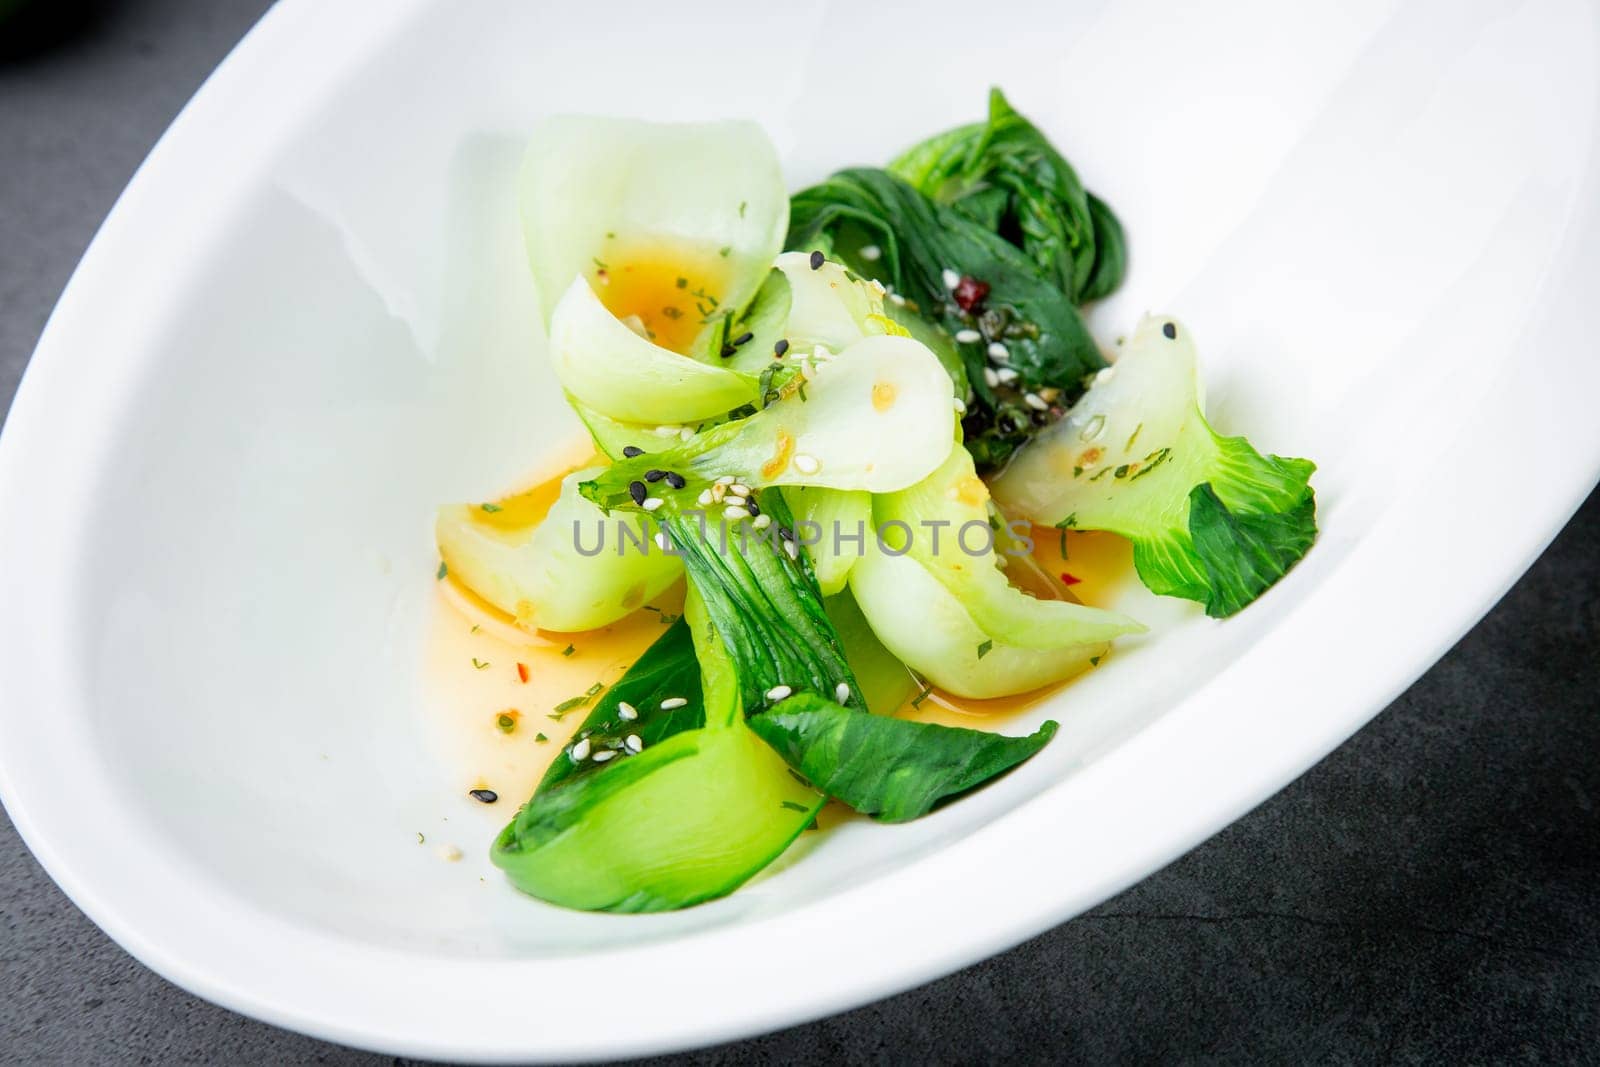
[2,2,1597,1063]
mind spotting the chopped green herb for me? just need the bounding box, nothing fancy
[675,277,688,289]
[738,200,747,217]
[561,644,575,657]
[1072,466,1083,478]
[469,624,480,634]
[780,800,809,813]
[436,560,448,580]
[718,245,731,257]
[496,713,517,734]
[1113,464,1130,479]
[471,658,490,670]
[584,682,604,697]
[976,639,993,659]
[1089,655,1102,666]
[417,832,425,844]
[535,732,549,743]
[1125,423,1144,451]
[480,502,503,513]
[910,685,933,709]
[1056,513,1079,529]
[553,695,587,713]
[592,257,608,270]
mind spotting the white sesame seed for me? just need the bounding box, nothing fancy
[659,697,688,710]
[988,342,1010,361]
[724,504,751,520]
[715,475,736,486]
[952,397,967,413]
[765,685,793,702]
[1094,366,1116,385]
[437,843,463,862]
[653,531,670,550]
[653,424,682,437]
[697,489,714,506]
[617,702,638,721]
[889,293,907,307]
[996,367,1020,385]
[1024,392,1049,411]
[869,279,887,295]
[860,244,882,261]
[954,329,982,344]
[783,539,799,561]
[592,749,616,763]
[642,497,664,511]
[1079,413,1106,442]
[793,454,821,474]
[679,427,695,442]
[571,738,591,761]
[752,513,772,530]
[941,268,961,290]
[983,366,1000,388]
[624,734,643,753]
[729,483,751,497]
[835,682,850,703]
[711,484,727,503]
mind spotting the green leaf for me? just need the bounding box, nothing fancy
[1187,464,1318,619]
[992,315,1316,617]
[787,166,1103,471]
[1080,192,1127,302]
[889,88,1125,306]
[748,692,1058,822]
[536,618,706,793]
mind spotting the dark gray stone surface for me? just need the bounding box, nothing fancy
[1,2,1596,1063]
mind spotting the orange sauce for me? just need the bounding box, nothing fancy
[428,464,1137,793]
[590,237,733,354]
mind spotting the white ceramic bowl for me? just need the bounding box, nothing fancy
[2,1,1598,1060]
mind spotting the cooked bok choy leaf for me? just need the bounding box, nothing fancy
[547,277,760,424]
[491,596,824,913]
[583,333,958,499]
[583,481,1063,819]
[849,537,1114,699]
[888,88,1126,304]
[990,316,1317,617]
[782,486,871,596]
[520,116,787,349]
[435,467,680,632]
[788,167,1102,471]
[524,115,789,422]
[872,447,1142,650]
[751,692,1057,822]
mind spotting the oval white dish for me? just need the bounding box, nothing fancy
[2,1,1598,1060]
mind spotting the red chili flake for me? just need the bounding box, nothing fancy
[953,275,990,313]
[516,662,530,684]
[1060,572,1082,586]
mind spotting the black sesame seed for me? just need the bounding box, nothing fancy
[469,788,498,804]
[1162,322,1177,340]
[627,480,647,505]
[621,445,644,458]
[664,472,686,489]
[644,469,667,483]
[746,496,761,517]
[809,250,824,270]
[720,344,737,358]
[732,331,754,347]
[774,338,789,357]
